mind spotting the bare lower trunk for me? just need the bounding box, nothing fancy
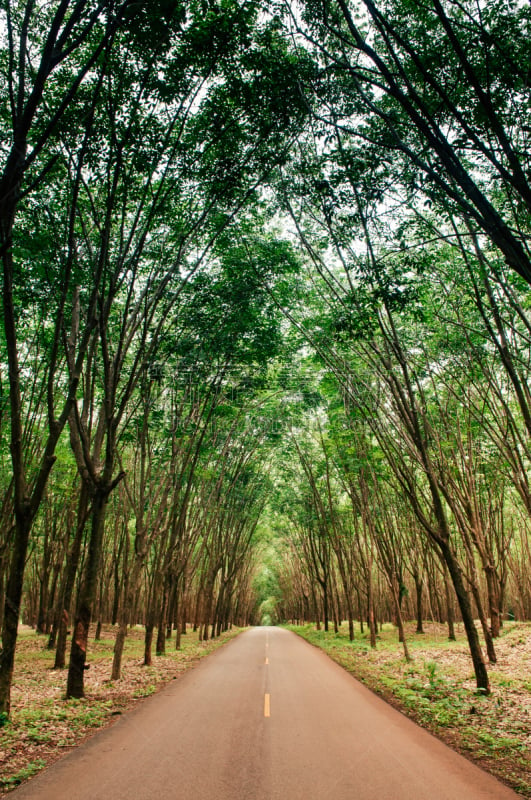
[356,589,364,634]
[322,581,329,633]
[0,556,5,639]
[112,558,144,681]
[443,570,456,641]
[441,541,490,694]
[348,615,354,641]
[54,484,89,669]
[144,618,154,667]
[470,581,497,664]
[201,582,215,642]
[111,622,128,680]
[0,513,32,715]
[414,575,424,634]
[37,576,50,635]
[156,624,166,654]
[367,578,377,649]
[485,568,501,638]
[66,490,107,699]
[66,602,91,699]
[332,591,340,634]
[391,583,411,662]
[156,585,169,654]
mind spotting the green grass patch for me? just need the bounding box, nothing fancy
[0,760,46,790]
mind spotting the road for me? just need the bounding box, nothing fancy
[12,627,519,800]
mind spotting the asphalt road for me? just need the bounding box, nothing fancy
[12,627,519,800]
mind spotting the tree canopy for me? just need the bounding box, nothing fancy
[1,0,531,715]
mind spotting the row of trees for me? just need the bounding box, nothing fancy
[0,0,311,714]
[19,370,278,676]
[1,0,530,713]
[260,0,531,697]
[273,381,529,657]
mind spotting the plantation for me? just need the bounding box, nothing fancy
[1,3,531,795]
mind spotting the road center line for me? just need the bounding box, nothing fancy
[265,657,269,665]
[264,693,271,717]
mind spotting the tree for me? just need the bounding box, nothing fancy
[288,0,531,284]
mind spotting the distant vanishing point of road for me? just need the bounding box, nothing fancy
[11,627,519,800]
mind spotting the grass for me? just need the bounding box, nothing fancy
[0,624,243,792]
[285,620,531,798]
[0,761,46,791]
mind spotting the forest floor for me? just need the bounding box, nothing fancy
[286,620,531,798]
[0,625,241,793]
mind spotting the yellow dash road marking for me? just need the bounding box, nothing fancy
[264,693,271,717]
[265,657,269,665]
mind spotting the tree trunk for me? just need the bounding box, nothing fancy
[54,484,89,669]
[66,490,108,699]
[112,556,144,680]
[156,623,166,655]
[367,570,377,648]
[166,578,178,640]
[36,570,50,635]
[355,588,364,634]
[213,580,227,639]
[111,563,121,626]
[180,597,187,637]
[201,579,215,642]
[0,554,5,639]
[144,623,154,667]
[485,567,501,638]
[336,554,355,640]
[391,583,411,662]
[0,512,32,714]
[112,623,127,680]
[470,581,497,665]
[46,565,62,645]
[368,594,377,649]
[414,574,425,634]
[440,541,490,694]
[310,583,320,630]
[443,568,456,641]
